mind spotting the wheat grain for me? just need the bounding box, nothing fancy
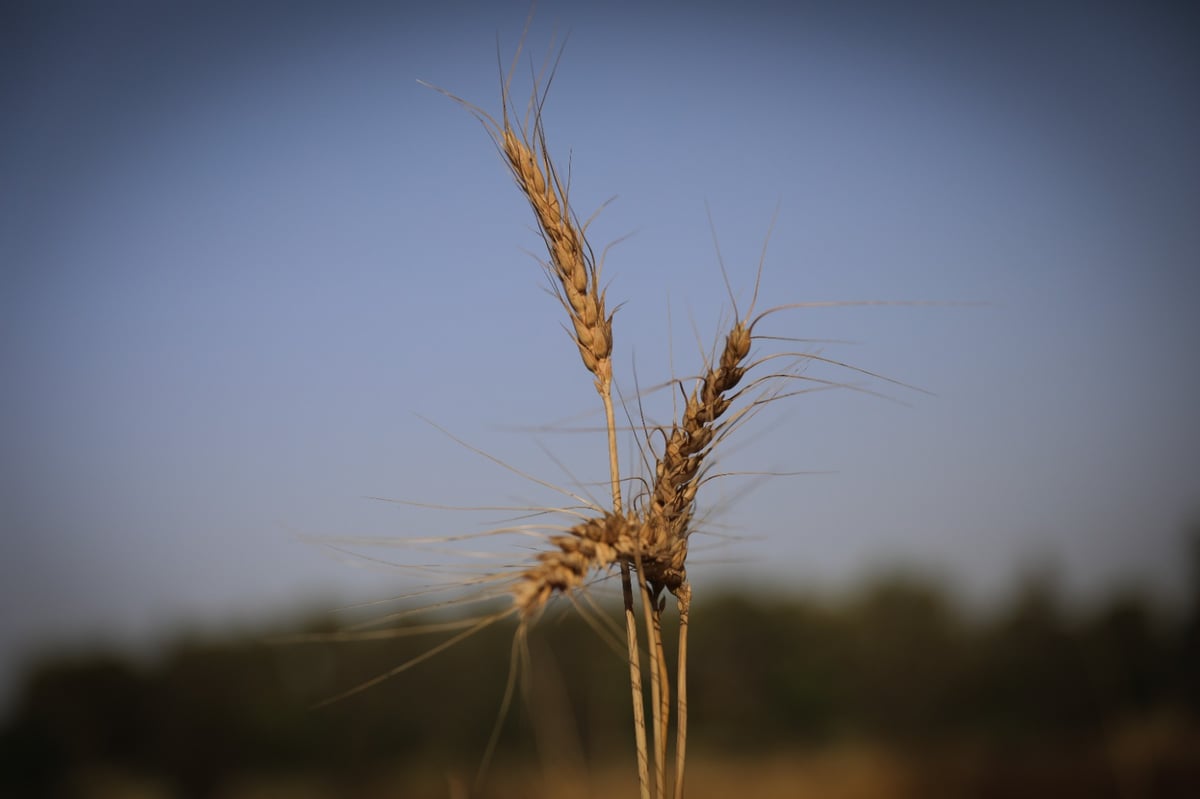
[512,512,637,617]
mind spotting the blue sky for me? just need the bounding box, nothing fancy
[3,0,1199,709]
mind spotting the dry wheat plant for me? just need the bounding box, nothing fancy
[283,20,928,799]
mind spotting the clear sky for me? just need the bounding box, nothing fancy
[3,0,1199,710]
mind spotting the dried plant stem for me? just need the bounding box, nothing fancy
[621,560,651,799]
[637,571,666,799]
[651,592,671,798]
[601,373,653,799]
[601,386,623,513]
[604,371,652,799]
[673,583,691,799]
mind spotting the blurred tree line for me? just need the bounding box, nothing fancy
[3,535,1199,798]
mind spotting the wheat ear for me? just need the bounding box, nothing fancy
[642,320,753,593]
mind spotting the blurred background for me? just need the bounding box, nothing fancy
[3,0,1198,796]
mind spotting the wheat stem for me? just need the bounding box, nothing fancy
[652,594,671,798]
[601,376,623,513]
[603,347,652,799]
[673,582,691,799]
[604,337,653,799]
[636,565,665,798]
[621,560,652,799]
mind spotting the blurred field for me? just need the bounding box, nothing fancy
[28,731,1200,799]
[4,540,1199,798]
